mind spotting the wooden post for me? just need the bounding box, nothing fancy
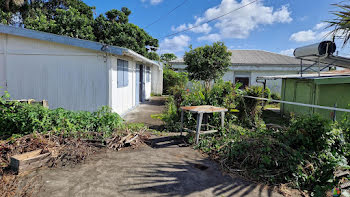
[196,113,203,144]
[221,111,225,128]
[180,109,184,136]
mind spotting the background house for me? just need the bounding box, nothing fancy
[0,25,163,115]
[170,50,315,93]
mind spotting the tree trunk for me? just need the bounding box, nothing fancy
[5,0,11,11]
[204,80,210,92]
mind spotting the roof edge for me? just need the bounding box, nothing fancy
[0,24,161,68]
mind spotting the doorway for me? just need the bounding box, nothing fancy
[136,64,146,103]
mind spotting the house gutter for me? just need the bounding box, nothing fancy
[123,49,162,70]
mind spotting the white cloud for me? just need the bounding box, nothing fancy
[197,33,221,42]
[159,35,191,54]
[172,23,212,34]
[290,30,317,42]
[141,0,163,5]
[279,48,295,56]
[174,0,292,40]
[171,24,187,32]
[290,26,331,43]
[314,22,327,30]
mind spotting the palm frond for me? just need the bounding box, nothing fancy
[327,2,350,47]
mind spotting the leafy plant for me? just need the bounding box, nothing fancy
[163,69,188,95]
[196,115,348,196]
[184,42,232,91]
[235,86,270,128]
[0,96,123,139]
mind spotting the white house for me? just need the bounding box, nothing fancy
[170,50,315,93]
[0,25,163,116]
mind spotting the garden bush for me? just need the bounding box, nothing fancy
[196,115,349,196]
[161,81,350,195]
[271,92,281,100]
[163,68,188,94]
[340,112,350,160]
[235,86,270,128]
[162,80,239,131]
[0,92,123,139]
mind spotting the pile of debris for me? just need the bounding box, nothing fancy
[0,128,148,197]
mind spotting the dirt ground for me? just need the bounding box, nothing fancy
[123,96,166,129]
[32,97,283,197]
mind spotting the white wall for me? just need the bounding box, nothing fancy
[109,56,157,115]
[151,65,163,95]
[0,34,6,94]
[250,71,298,93]
[172,64,303,94]
[2,34,108,111]
[145,73,151,100]
[110,56,136,115]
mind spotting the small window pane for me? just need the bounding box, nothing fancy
[123,60,129,86]
[117,59,124,88]
[146,66,150,82]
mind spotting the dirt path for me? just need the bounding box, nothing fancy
[34,97,283,197]
[123,96,166,129]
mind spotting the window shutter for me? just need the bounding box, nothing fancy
[123,60,129,86]
[117,59,124,88]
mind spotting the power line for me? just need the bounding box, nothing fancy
[161,0,259,39]
[143,0,189,29]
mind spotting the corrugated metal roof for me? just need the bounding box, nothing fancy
[0,24,161,68]
[170,50,314,66]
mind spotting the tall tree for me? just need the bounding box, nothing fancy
[160,53,177,69]
[184,42,232,90]
[160,53,177,63]
[0,0,159,60]
[93,8,159,60]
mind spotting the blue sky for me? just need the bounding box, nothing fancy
[84,0,349,57]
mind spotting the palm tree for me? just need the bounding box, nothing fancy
[327,3,350,46]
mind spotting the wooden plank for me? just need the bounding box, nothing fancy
[18,154,51,172]
[184,128,218,134]
[200,124,216,128]
[200,130,218,135]
[10,150,51,174]
[181,105,228,113]
[183,128,195,133]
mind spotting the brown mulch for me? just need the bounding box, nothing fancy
[0,129,148,197]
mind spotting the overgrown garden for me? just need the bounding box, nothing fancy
[160,42,350,196]
[0,88,148,196]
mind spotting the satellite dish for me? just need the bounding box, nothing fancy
[294,41,336,58]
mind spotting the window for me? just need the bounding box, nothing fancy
[235,77,250,89]
[146,66,151,82]
[117,59,129,88]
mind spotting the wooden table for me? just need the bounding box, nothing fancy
[180,105,228,144]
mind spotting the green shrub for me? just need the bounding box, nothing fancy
[271,92,281,100]
[161,96,181,131]
[196,115,348,195]
[340,112,350,160]
[0,100,123,139]
[161,80,239,131]
[163,68,188,94]
[235,86,270,128]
